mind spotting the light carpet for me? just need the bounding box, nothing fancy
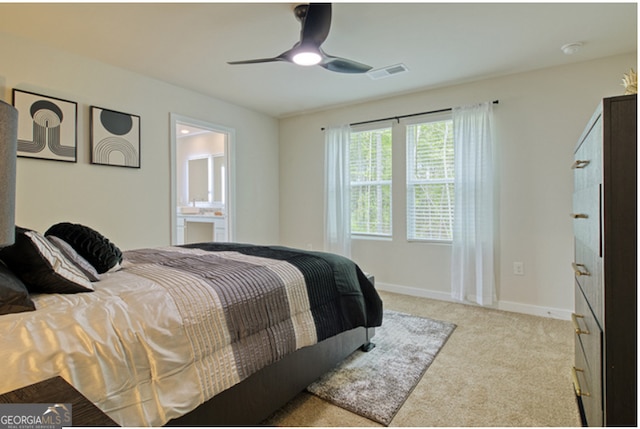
[306,309,456,426]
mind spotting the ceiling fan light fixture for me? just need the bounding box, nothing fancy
[292,50,322,66]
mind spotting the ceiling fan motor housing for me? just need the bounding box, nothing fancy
[227,3,372,74]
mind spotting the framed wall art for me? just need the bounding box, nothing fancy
[12,89,78,162]
[90,106,141,168]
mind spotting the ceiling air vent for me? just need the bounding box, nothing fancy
[367,63,409,80]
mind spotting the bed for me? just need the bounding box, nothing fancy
[0,224,383,426]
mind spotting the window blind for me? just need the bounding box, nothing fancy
[406,119,454,241]
[349,127,392,236]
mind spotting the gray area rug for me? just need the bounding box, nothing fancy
[306,310,456,426]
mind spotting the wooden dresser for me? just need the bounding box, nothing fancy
[571,94,636,426]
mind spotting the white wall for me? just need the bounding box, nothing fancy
[278,53,637,318]
[0,32,280,250]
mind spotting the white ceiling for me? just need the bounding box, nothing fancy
[0,2,636,118]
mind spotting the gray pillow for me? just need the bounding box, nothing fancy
[48,235,101,282]
[0,262,36,315]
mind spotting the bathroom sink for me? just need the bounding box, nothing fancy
[179,207,200,214]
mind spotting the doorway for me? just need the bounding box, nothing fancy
[170,113,235,245]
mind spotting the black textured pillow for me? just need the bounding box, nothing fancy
[45,223,123,274]
[0,227,93,294]
[0,261,36,315]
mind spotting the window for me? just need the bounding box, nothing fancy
[349,126,392,236]
[406,118,454,241]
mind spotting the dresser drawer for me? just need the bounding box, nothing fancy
[574,116,602,190]
[574,240,603,326]
[574,285,602,375]
[572,184,601,254]
[572,347,604,427]
[574,344,603,427]
[574,286,603,427]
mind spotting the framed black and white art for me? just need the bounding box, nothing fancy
[90,106,140,168]
[12,89,78,162]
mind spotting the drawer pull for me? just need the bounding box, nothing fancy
[572,262,590,277]
[572,367,591,397]
[570,213,589,219]
[571,313,590,335]
[572,160,591,169]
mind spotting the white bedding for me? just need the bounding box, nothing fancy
[0,246,319,426]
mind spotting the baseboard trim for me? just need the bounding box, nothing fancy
[376,282,572,321]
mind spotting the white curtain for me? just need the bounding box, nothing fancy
[451,102,496,305]
[324,125,352,258]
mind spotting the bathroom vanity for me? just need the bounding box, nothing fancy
[176,212,227,245]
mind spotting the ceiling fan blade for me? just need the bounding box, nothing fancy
[321,55,373,74]
[227,57,285,65]
[300,3,332,47]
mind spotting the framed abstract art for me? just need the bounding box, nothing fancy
[90,106,140,168]
[12,89,78,162]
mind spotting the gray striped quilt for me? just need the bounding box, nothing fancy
[125,244,383,409]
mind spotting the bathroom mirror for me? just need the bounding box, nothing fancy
[188,156,211,204]
[187,154,225,205]
[212,155,225,203]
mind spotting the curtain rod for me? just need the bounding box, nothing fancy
[321,100,499,131]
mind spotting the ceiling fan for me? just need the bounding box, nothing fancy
[227,3,372,74]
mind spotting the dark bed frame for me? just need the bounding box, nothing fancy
[166,326,375,426]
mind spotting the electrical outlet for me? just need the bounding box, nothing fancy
[513,261,524,276]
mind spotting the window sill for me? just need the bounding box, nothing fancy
[351,234,392,242]
[407,239,452,245]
